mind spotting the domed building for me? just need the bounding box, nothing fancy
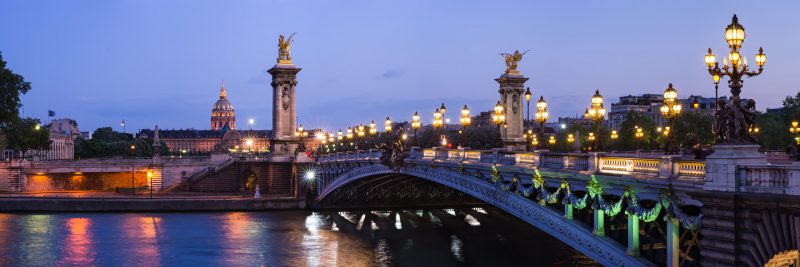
[211,84,236,131]
[137,83,273,154]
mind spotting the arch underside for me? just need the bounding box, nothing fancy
[318,165,655,267]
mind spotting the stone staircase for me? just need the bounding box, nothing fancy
[267,163,293,196]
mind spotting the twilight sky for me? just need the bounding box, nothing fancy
[1,0,799,134]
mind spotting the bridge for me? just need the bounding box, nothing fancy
[314,148,800,266]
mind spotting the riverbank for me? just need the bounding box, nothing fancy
[0,197,307,212]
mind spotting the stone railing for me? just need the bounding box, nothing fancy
[317,149,710,183]
[738,165,800,195]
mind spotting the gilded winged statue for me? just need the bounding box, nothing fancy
[500,50,529,74]
[277,33,296,64]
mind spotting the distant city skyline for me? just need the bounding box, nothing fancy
[2,0,799,133]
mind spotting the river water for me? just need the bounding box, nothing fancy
[0,207,595,266]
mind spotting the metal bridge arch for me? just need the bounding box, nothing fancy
[317,164,654,267]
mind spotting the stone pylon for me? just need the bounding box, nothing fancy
[496,72,529,151]
[268,63,301,156]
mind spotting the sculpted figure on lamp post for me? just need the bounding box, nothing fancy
[500,50,529,74]
[277,33,296,64]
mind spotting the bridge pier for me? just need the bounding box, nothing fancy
[593,209,605,236]
[627,213,640,256]
[666,218,680,267]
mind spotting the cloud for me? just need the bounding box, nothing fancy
[377,68,404,79]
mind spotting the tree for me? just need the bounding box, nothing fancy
[2,117,50,157]
[671,111,714,149]
[0,52,32,127]
[614,111,658,151]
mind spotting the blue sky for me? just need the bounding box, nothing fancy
[1,1,799,133]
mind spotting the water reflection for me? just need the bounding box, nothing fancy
[0,207,595,266]
[62,217,95,266]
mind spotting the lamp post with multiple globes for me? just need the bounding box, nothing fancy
[704,14,767,144]
[492,101,506,148]
[584,90,607,151]
[660,84,682,154]
[460,105,471,148]
[411,112,421,147]
[535,96,549,150]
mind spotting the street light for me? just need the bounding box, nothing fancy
[460,105,471,148]
[704,14,767,143]
[249,118,254,130]
[635,126,644,150]
[610,130,618,140]
[411,112,421,147]
[660,83,682,154]
[790,121,800,134]
[492,101,505,148]
[369,120,377,135]
[296,125,308,138]
[524,87,532,129]
[535,96,549,150]
[433,108,443,129]
[384,117,392,132]
[130,144,136,196]
[584,90,606,151]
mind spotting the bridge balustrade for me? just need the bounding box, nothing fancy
[738,165,800,195]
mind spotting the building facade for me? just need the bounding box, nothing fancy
[607,93,717,130]
[138,84,269,154]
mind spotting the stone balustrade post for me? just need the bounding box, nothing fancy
[562,154,570,170]
[588,153,601,174]
[491,148,503,164]
[666,217,680,267]
[457,148,466,161]
[626,213,640,256]
[593,209,605,236]
[659,156,675,179]
[533,150,543,168]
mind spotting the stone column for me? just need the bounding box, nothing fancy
[593,209,605,236]
[495,73,528,151]
[268,63,301,158]
[626,213,640,256]
[666,217,680,267]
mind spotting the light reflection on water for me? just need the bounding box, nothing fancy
[0,208,595,266]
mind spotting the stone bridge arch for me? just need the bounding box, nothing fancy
[317,164,654,266]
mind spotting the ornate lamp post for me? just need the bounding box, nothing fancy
[660,83,682,154]
[525,87,532,129]
[790,121,800,135]
[440,103,447,116]
[433,108,444,147]
[337,129,343,147]
[492,101,506,148]
[635,126,644,150]
[411,112,421,147]
[357,124,366,150]
[535,96,549,150]
[384,117,392,132]
[584,90,606,151]
[610,130,618,141]
[460,105,471,148]
[346,127,354,150]
[704,14,766,144]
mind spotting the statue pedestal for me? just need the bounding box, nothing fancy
[704,144,766,192]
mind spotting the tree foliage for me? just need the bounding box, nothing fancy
[74,127,169,158]
[0,52,32,127]
[2,117,50,155]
